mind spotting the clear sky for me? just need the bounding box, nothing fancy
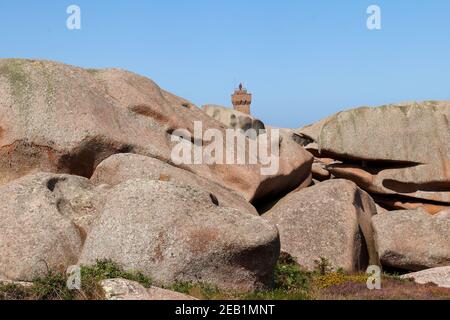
[1,1,449,128]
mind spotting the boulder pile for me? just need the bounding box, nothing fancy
[297,102,450,214]
[0,59,449,295]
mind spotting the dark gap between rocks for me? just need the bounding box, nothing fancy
[308,148,423,170]
[382,179,450,193]
[371,193,450,207]
[59,139,135,179]
[252,165,312,215]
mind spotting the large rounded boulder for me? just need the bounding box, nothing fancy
[372,209,450,271]
[0,173,104,281]
[79,180,280,292]
[264,179,379,272]
[90,153,258,215]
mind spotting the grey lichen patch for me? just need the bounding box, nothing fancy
[377,101,444,115]
[0,59,59,115]
[86,68,100,75]
[0,59,30,104]
[378,103,411,116]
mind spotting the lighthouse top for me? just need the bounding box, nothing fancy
[231,83,252,115]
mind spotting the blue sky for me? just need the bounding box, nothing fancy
[1,1,449,128]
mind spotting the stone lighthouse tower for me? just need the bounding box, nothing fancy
[231,83,252,115]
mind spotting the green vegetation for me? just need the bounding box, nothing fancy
[168,253,313,300]
[80,259,152,288]
[0,283,31,300]
[167,282,224,300]
[167,281,195,295]
[167,255,450,300]
[0,260,152,300]
[1,257,449,300]
[275,253,311,291]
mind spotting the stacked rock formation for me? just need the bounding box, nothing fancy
[0,59,449,294]
[297,102,450,215]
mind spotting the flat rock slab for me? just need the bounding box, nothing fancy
[101,279,197,300]
[401,267,450,289]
